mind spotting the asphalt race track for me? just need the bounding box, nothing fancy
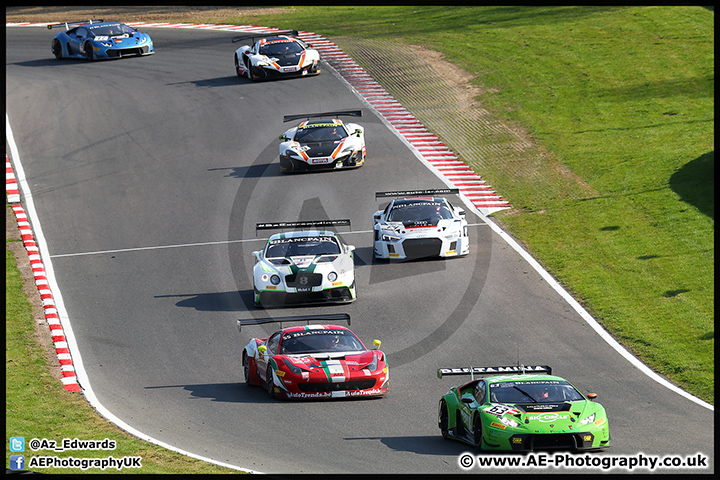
[6,25,713,474]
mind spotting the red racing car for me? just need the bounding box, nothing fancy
[239,314,389,400]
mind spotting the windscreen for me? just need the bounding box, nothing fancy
[387,199,454,226]
[265,235,341,257]
[259,39,304,56]
[88,23,135,37]
[280,329,365,354]
[294,123,347,143]
[489,380,585,404]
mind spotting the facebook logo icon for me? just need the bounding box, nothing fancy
[9,455,25,471]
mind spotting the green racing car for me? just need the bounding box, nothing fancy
[437,365,610,452]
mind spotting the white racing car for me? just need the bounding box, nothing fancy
[279,110,366,173]
[252,220,357,307]
[232,30,320,81]
[373,189,470,260]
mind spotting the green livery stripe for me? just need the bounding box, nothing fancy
[288,257,319,275]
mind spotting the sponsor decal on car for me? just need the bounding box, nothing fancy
[285,388,384,399]
[526,412,571,423]
[309,157,333,164]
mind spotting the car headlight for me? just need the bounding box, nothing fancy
[580,413,596,426]
[270,275,281,285]
[382,232,401,242]
[339,146,356,157]
[364,355,378,372]
[327,272,338,282]
[283,358,302,375]
[500,416,520,428]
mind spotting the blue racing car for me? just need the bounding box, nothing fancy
[48,20,154,60]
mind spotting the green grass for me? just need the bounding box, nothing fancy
[5,4,714,474]
[6,241,243,474]
[208,6,714,402]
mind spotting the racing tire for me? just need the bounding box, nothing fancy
[439,400,450,439]
[279,156,295,173]
[52,39,63,60]
[234,55,243,78]
[84,41,94,61]
[266,366,277,398]
[242,351,251,385]
[473,414,484,450]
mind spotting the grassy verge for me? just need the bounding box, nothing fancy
[203,6,714,402]
[6,237,243,474]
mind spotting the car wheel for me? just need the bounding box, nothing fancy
[234,55,243,78]
[473,415,484,450]
[279,156,295,173]
[439,400,450,439]
[52,39,63,59]
[84,41,94,61]
[266,366,277,398]
[242,351,251,385]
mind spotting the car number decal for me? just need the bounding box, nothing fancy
[483,403,521,417]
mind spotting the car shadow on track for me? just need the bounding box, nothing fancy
[167,76,241,88]
[208,162,281,178]
[11,58,88,67]
[155,291,249,312]
[144,382,386,404]
[344,435,466,457]
[144,382,272,403]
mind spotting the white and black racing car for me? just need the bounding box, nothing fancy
[252,220,357,307]
[278,110,366,173]
[373,189,470,260]
[232,30,320,81]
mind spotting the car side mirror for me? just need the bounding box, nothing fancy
[279,134,286,141]
[355,129,362,137]
[252,251,262,263]
[461,397,474,404]
[458,209,465,218]
[372,339,381,349]
[347,245,355,253]
[587,393,598,401]
[258,345,267,355]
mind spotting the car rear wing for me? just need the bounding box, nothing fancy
[283,110,362,123]
[237,313,351,332]
[231,29,300,44]
[437,365,553,380]
[256,219,351,233]
[375,188,460,199]
[47,19,104,30]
